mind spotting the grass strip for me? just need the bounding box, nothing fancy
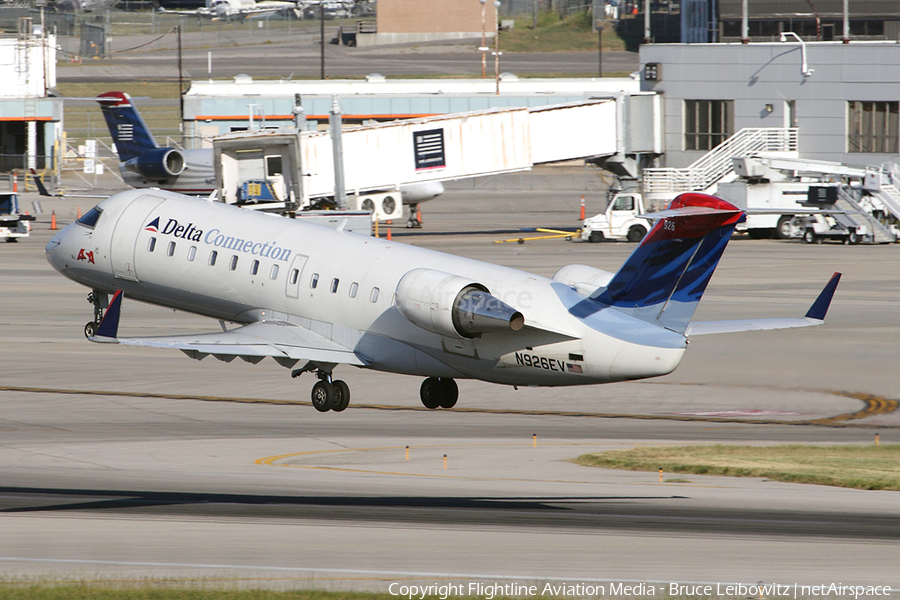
[574,444,900,490]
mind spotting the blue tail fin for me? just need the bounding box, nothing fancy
[96,92,159,162]
[592,192,743,333]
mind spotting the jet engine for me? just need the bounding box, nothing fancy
[552,264,615,297]
[123,148,186,180]
[395,268,525,339]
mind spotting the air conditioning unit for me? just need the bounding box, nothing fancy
[354,191,403,222]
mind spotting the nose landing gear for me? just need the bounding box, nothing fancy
[84,290,108,339]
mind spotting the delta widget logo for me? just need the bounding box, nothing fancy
[145,216,160,233]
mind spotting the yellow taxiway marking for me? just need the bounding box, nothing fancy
[0,386,895,427]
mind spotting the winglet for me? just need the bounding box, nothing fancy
[805,272,841,321]
[92,290,123,342]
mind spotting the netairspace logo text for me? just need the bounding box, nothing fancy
[387,582,895,600]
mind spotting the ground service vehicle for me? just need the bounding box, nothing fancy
[581,192,653,243]
[0,193,35,242]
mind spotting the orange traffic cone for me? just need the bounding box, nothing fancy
[387,224,392,241]
[50,210,57,230]
[416,208,422,225]
[580,195,585,220]
[77,206,82,219]
[12,173,17,193]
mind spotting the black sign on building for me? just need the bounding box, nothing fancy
[413,128,446,171]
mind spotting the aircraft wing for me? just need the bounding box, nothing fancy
[686,272,840,336]
[91,291,365,366]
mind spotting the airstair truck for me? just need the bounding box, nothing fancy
[0,193,35,242]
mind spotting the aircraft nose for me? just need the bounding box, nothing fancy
[45,227,70,274]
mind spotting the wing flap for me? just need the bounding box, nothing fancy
[116,321,365,366]
[91,293,364,366]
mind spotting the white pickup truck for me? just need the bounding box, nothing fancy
[581,192,653,243]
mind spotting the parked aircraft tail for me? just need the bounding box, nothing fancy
[594,192,743,333]
[96,92,160,162]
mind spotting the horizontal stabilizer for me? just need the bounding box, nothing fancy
[686,272,841,336]
[638,206,742,220]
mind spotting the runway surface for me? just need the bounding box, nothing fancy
[1,172,899,592]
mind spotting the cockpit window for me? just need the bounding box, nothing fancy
[76,206,103,229]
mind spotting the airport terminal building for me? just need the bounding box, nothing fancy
[639,41,900,168]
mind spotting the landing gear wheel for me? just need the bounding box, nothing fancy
[420,377,442,409]
[627,225,647,243]
[437,379,458,409]
[311,380,335,412]
[332,380,350,412]
[406,218,420,229]
[420,377,458,409]
[84,322,96,339]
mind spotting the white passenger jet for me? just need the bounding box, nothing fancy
[45,189,840,412]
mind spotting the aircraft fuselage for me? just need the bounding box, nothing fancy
[46,190,687,388]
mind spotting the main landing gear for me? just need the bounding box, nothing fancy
[84,290,108,339]
[293,364,350,413]
[406,203,422,229]
[293,367,460,413]
[420,377,458,409]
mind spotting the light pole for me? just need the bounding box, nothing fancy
[479,0,487,78]
[493,0,501,95]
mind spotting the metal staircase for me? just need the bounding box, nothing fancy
[869,164,900,221]
[836,186,896,244]
[642,127,798,198]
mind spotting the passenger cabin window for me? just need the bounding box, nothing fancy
[370,287,380,303]
[167,241,176,257]
[187,246,196,261]
[349,282,358,298]
[290,269,299,285]
[270,264,279,279]
[229,255,238,271]
[148,237,157,252]
[209,251,217,266]
[251,260,259,275]
[330,278,339,293]
[76,207,103,229]
[310,273,319,289]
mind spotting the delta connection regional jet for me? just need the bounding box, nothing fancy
[45,189,840,412]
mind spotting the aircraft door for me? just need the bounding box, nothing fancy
[110,195,166,282]
[285,254,309,299]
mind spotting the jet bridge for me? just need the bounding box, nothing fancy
[212,99,644,215]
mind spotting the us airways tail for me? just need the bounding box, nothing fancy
[96,92,161,162]
[95,92,215,194]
